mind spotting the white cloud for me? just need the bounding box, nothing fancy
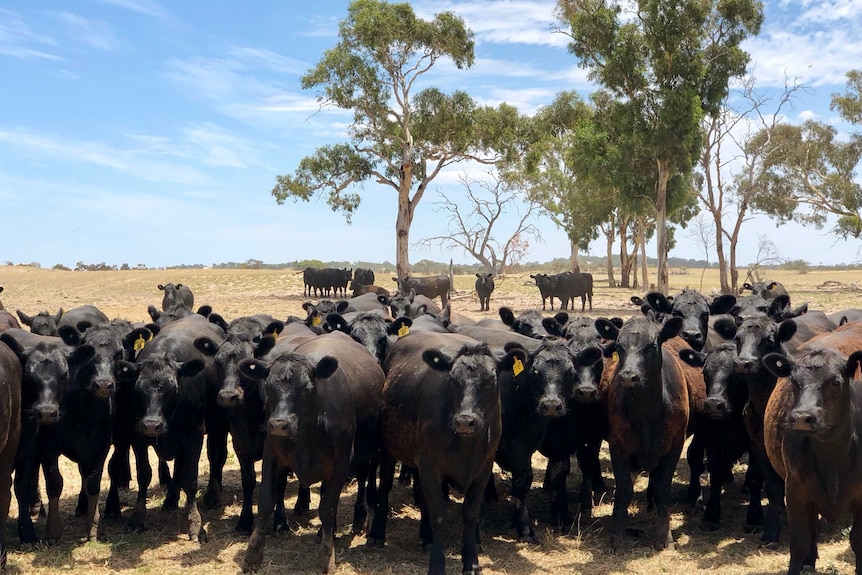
[92,0,173,21]
[54,12,119,51]
[797,109,819,121]
[0,8,63,61]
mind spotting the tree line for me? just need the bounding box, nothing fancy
[269,0,862,295]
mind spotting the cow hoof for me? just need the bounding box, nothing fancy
[203,488,221,510]
[365,537,385,548]
[242,553,263,573]
[759,540,779,551]
[655,540,674,551]
[235,517,253,535]
[699,520,720,532]
[518,533,538,545]
[193,527,208,543]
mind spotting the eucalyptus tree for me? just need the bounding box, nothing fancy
[555,0,763,293]
[272,0,527,278]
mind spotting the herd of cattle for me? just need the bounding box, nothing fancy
[0,277,861,575]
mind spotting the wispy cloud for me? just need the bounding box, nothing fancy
[0,8,63,60]
[91,0,173,21]
[54,12,119,51]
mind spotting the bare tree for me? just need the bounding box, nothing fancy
[687,213,716,291]
[419,171,543,275]
[741,234,783,289]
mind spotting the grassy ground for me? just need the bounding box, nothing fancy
[1,264,861,574]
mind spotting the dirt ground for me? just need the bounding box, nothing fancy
[1,265,862,574]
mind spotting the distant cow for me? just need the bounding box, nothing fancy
[393,275,451,308]
[303,268,353,298]
[159,283,194,311]
[530,274,560,311]
[353,268,375,287]
[743,280,788,300]
[763,322,862,575]
[0,339,21,569]
[475,273,495,311]
[558,272,593,312]
[368,332,502,575]
[0,286,5,310]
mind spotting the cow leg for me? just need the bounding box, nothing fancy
[14,442,40,544]
[106,437,131,516]
[461,470,491,575]
[294,484,311,515]
[575,439,604,520]
[203,408,228,510]
[317,473,347,574]
[415,462,448,575]
[546,456,572,530]
[234,449,257,534]
[686,434,705,513]
[158,457,172,487]
[649,453,679,550]
[128,441,152,533]
[785,484,817,574]
[273,468,289,533]
[243,453,280,573]
[352,460,370,535]
[850,509,862,575]
[42,453,64,544]
[0,445,14,570]
[367,451,396,547]
[759,457,785,547]
[509,456,537,543]
[702,445,728,530]
[180,438,207,543]
[609,451,633,553]
[79,460,105,542]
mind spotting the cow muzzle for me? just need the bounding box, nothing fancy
[789,409,820,432]
[704,397,730,419]
[734,358,755,374]
[618,370,641,389]
[267,415,298,438]
[681,330,705,351]
[538,397,565,417]
[573,386,598,404]
[92,379,116,399]
[452,413,480,436]
[33,403,60,425]
[217,388,243,407]
[140,417,164,437]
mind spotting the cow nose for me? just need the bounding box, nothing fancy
[704,397,730,418]
[619,371,640,388]
[35,405,59,424]
[734,358,754,374]
[539,397,565,417]
[452,413,479,435]
[93,379,115,398]
[267,417,293,437]
[217,389,242,407]
[682,331,704,349]
[789,410,818,431]
[140,417,163,437]
[573,386,597,403]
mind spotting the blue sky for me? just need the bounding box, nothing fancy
[1,0,860,269]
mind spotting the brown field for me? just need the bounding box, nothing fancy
[1,264,862,575]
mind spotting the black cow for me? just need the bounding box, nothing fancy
[368,331,501,575]
[499,307,551,339]
[558,272,594,312]
[303,268,353,298]
[386,290,441,319]
[530,273,560,311]
[147,303,213,326]
[642,289,737,352]
[354,267,375,287]
[240,331,384,573]
[159,283,194,311]
[0,339,21,569]
[393,275,451,308]
[743,279,788,300]
[0,329,95,543]
[16,309,63,336]
[0,286,4,310]
[490,339,602,542]
[597,316,689,551]
[351,283,391,298]
[115,314,225,542]
[828,308,862,326]
[323,312,411,364]
[762,321,862,575]
[475,273,495,311]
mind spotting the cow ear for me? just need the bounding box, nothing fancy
[196,305,212,318]
[576,346,603,368]
[208,313,229,332]
[255,335,277,359]
[239,358,270,381]
[336,300,350,314]
[124,327,153,359]
[630,296,644,307]
[777,319,797,344]
[194,337,219,357]
[144,323,161,337]
[646,292,671,314]
[659,317,682,344]
[769,295,790,317]
[302,302,314,312]
[678,348,707,368]
[314,356,339,380]
[265,320,284,338]
[54,309,64,324]
[377,295,390,306]
[709,294,737,315]
[767,281,778,290]
[762,353,793,378]
[178,359,205,379]
[790,303,808,317]
[69,344,96,370]
[388,317,412,336]
[158,284,166,291]
[415,304,428,316]
[713,318,737,341]
[542,317,564,337]
[743,283,753,291]
[16,310,33,326]
[422,349,454,371]
[846,351,862,380]
[58,325,81,347]
[408,289,416,302]
[115,360,139,387]
[499,307,515,327]
[610,317,624,329]
[475,273,481,278]
[595,318,619,341]
[499,346,528,374]
[324,313,349,334]
[147,305,161,323]
[0,333,25,363]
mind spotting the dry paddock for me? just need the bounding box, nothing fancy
[2,265,862,575]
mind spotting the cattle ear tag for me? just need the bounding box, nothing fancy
[312,316,322,327]
[612,351,619,362]
[134,335,146,352]
[513,358,524,376]
[398,324,409,337]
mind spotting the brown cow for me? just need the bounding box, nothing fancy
[0,311,20,334]
[763,321,862,575]
[0,339,22,569]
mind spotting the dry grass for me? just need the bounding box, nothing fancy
[1,264,861,574]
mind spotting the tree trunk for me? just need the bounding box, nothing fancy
[619,220,632,289]
[569,239,581,273]
[655,159,671,295]
[395,187,413,278]
[605,229,617,288]
[631,250,638,290]
[714,216,730,293]
[638,218,649,290]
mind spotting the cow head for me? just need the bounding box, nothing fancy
[16,309,63,336]
[324,312,411,364]
[194,335,255,408]
[499,307,550,339]
[557,317,608,404]
[763,348,862,437]
[124,354,206,437]
[732,316,795,375]
[679,342,746,419]
[598,316,681,390]
[423,342,499,437]
[238,353,338,438]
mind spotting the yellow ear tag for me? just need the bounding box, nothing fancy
[513,358,524,376]
[612,351,619,362]
[312,316,321,327]
[398,324,409,337]
[134,335,146,352]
